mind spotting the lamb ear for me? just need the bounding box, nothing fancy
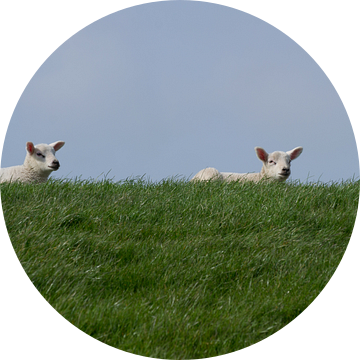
[26,142,35,155]
[50,141,65,152]
[255,147,268,162]
[287,147,303,160]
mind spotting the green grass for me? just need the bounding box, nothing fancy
[1,178,358,359]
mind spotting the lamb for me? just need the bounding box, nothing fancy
[191,146,303,183]
[0,141,65,184]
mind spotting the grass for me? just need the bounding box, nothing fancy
[1,177,359,359]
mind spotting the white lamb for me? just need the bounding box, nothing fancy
[192,146,303,182]
[0,141,65,184]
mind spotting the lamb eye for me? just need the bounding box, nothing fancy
[269,160,276,165]
[36,152,44,158]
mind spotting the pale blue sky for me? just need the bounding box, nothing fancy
[1,1,358,183]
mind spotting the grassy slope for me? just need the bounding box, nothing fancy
[1,178,359,359]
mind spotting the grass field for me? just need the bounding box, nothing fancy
[1,178,358,359]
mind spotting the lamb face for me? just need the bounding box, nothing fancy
[256,147,303,182]
[24,141,65,175]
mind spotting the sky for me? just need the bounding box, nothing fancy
[0,1,358,183]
